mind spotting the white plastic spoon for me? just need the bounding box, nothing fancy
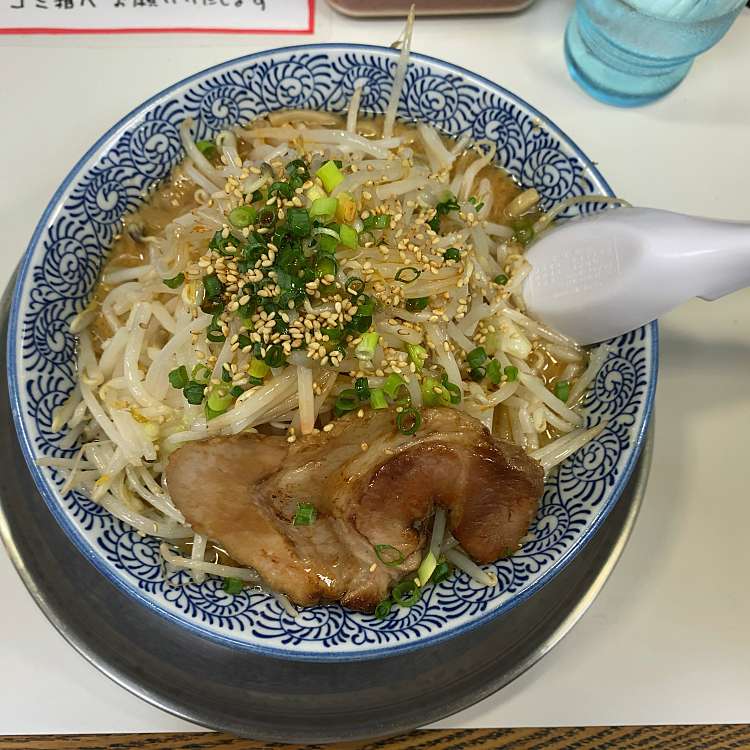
[522,207,750,345]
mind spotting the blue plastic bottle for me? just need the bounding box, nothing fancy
[565,0,747,107]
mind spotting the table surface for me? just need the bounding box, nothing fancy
[1,0,749,740]
[2,726,750,750]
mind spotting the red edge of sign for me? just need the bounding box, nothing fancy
[0,0,314,33]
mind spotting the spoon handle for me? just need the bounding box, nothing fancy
[522,208,750,345]
[677,214,750,301]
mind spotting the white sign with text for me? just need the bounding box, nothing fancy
[0,0,313,34]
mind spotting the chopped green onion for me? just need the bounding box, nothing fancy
[183,381,206,405]
[248,358,270,380]
[206,385,233,416]
[370,388,388,410]
[257,206,276,228]
[428,195,460,232]
[354,377,370,400]
[240,234,265,262]
[363,214,390,231]
[334,388,358,417]
[305,183,326,203]
[467,347,488,369]
[345,277,365,295]
[316,160,345,193]
[264,345,286,369]
[443,247,461,262]
[271,226,290,249]
[228,205,256,228]
[222,577,243,595]
[292,501,317,526]
[203,274,222,300]
[285,158,309,177]
[163,273,184,289]
[316,254,338,280]
[221,366,232,383]
[374,544,405,567]
[350,315,372,334]
[443,383,461,405]
[230,386,244,398]
[417,551,437,586]
[269,181,293,199]
[469,367,486,382]
[395,266,421,283]
[515,226,534,246]
[468,196,486,212]
[392,579,421,607]
[486,359,502,385]
[374,599,392,619]
[396,407,421,435]
[430,560,452,584]
[208,229,232,255]
[207,314,226,343]
[317,232,339,254]
[339,224,358,250]
[444,383,462,404]
[191,364,211,384]
[504,365,519,382]
[168,366,189,389]
[196,139,217,158]
[383,373,406,400]
[407,343,427,371]
[354,294,374,316]
[554,380,570,402]
[441,375,462,405]
[405,297,429,312]
[322,327,343,342]
[494,273,509,285]
[421,377,450,407]
[287,207,311,238]
[355,331,379,360]
[309,196,338,221]
[202,405,223,421]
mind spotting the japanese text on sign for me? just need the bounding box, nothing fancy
[1,0,313,33]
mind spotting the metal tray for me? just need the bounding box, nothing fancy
[325,0,538,17]
[0,278,652,743]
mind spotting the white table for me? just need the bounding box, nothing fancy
[1,0,749,734]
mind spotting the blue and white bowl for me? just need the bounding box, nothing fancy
[8,44,657,661]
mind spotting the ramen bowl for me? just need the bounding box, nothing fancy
[8,44,657,660]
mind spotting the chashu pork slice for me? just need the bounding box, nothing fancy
[166,407,544,611]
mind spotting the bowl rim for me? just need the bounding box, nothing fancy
[8,42,658,662]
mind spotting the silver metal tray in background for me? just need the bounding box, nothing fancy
[0,278,652,743]
[326,0,538,17]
